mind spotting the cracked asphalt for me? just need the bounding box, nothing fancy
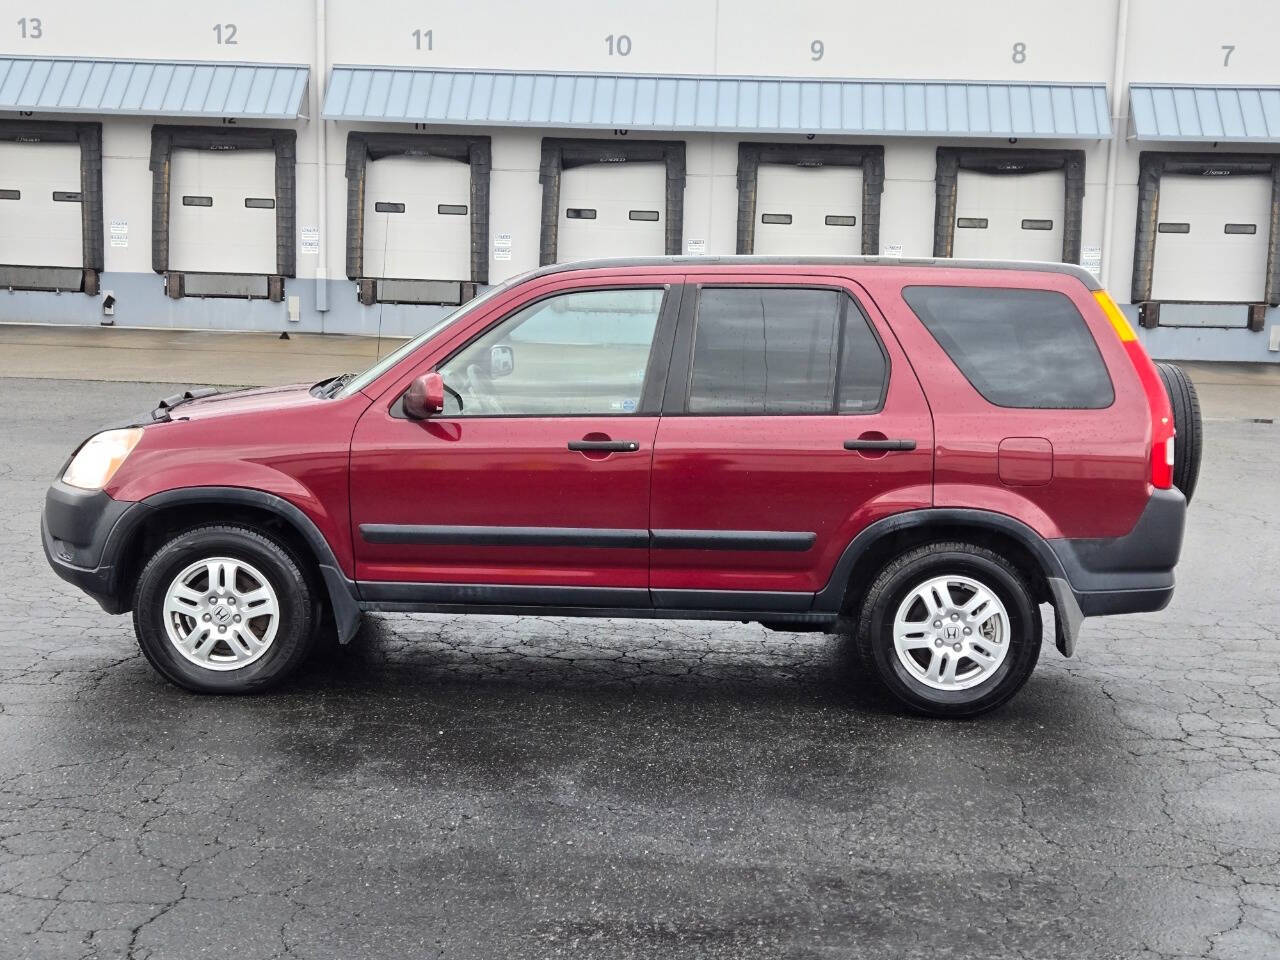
[2,376,1279,960]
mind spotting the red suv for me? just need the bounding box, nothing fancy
[42,257,1199,717]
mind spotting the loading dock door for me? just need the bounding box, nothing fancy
[1151,174,1271,303]
[557,162,666,262]
[363,155,471,280]
[169,148,277,275]
[952,169,1065,262]
[753,164,863,255]
[0,141,82,269]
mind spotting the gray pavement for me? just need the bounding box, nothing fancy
[0,323,394,389]
[1,374,1280,959]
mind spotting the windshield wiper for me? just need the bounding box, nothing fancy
[318,373,356,398]
[152,386,219,421]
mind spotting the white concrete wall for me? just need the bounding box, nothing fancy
[0,0,1276,359]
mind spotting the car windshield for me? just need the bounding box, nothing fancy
[334,271,536,399]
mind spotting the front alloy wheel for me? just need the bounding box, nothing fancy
[133,524,318,693]
[162,557,281,671]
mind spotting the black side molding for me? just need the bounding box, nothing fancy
[359,524,649,549]
[361,525,817,552]
[650,530,816,552]
[359,581,649,607]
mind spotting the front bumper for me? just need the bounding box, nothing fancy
[42,480,143,614]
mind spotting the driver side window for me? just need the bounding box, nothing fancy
[437,287,664,416]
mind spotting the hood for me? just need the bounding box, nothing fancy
[164,382,320,421]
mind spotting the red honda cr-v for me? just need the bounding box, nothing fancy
[42,257,1198,717]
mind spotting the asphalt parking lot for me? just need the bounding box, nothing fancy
[2,373,1280,960]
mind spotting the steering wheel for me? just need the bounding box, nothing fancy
[463,363,506,415]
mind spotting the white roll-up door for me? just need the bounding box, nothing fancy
[0,141,82,268]
[1151,174,1271,303]
[557,162,666,262]
[363,155,471,280]
[753,164,863,255]
[952,169,1065,262]
[169,148,276,274]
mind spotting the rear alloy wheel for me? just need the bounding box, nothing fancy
[851,542,1040,718]
[133,524,318,693]
[891,574,1012,691]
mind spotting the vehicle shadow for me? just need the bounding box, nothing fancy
[295,611,903,713]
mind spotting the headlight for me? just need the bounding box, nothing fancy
[62,428,144,490]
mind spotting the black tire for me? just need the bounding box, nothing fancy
[1155,361,1203,505]
[850,542,1041,718]
[131,524,318,694]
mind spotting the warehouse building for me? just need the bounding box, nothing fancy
[0,0,1277,361]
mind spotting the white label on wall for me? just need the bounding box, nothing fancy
[494,248,512,261]
[300,227,320,255]
[686,238,706,254]
[883,242,903,258]
[493,232,512,249]
[1080,245,1102,278]
[109,219,128,248]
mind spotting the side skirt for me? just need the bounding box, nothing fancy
[357,599,837,627]
[355,581,834,627]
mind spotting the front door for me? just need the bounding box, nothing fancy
[349,280,680,606]
[648,275,933,609]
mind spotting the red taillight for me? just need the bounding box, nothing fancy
[1094,292,1175,489]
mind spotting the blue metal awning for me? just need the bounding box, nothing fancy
[323,67,1111,139]
[1130,85,1280,142]
[0,57,309,119]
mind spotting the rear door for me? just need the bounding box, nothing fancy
[648,274,933,609]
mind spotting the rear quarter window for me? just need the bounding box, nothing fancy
[901,285,1113,409]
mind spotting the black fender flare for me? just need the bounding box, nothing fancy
[813,508,1081,656]
[105,487,363,643]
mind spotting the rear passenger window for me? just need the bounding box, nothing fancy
[839,304,888,413]
[902,285,1113,409]
[688,288,887,415]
